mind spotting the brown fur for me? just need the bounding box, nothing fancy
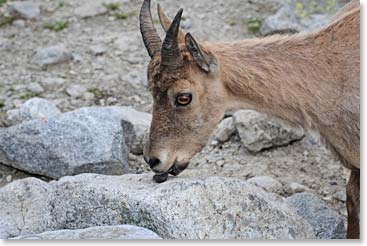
[143,0,360,238]
[215,6,360,170]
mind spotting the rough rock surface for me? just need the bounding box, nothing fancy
[6,98,61,125]
[74,1,110,19]
[31,45,72,66]
[6,1,41,20]
[0,107,130,179]
[247,176,283,193]
[0,174,315,239]
[11,225,161,240]
[233,110,305,152]
[260,0,344,35]
[286,182,308,194]
[120,107,151,155]
[65,84,88,99]
[286,193,346,239]
[211,117,236,143]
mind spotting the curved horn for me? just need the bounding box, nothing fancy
[157,4,186,44]
[161,8,184,71]
[140,0,162,58]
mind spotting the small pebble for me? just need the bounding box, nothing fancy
[83,92,95,101]
[6,175,12,183]
[248,176,282,192]
[27,82,45,94]
[322,196,332,202]
[216,160,225,167]
[106,97,118,105]
[90,45,107,56]
[128,153,137,161]
[288,182,307,193]
[210,140,219,146]
[13,20,26,28]
[66,84,87,98]
[333,190,347,202]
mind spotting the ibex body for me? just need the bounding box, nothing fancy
[139,0,360,238]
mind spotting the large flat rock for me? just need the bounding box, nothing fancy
[0,174,315,239]
[286,193,346,239]
[0,107,131,179]
[11,225,161,240]
[233,110,305,152]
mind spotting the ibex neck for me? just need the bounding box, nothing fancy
[212,33,338,128]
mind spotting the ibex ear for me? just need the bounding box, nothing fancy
[185,33,216,73]
[157,4,185,44]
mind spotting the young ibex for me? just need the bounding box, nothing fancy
[139,0,360,239]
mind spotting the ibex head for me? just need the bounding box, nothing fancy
[140,0,227,180]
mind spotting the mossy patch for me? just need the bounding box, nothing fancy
[295,0,337,21]
[113,11,135,20]
[295,2,308,20]
[245,18,263,35]
[87,88,103,98]
[0,15,14,27]
[18,92,41,100]
[103,2,135,21]
[0,100,5,108]
[103,2,120,11]
[58,1,65,8]
[0,0,7,7]
[43,20,69,32]
[325,0,337,13]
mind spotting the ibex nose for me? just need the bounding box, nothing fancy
[145,157,161,169]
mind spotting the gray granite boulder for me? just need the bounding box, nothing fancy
[0,107,130,179]
[6,1,41,20]
[65,85,88,99]
[74,2,108,19]
[286,192,346,239]
[73,0,126,19]
[120,107,151,155]
[260,0,345,35]
[0,174,315,239]
[211,117,236,143]
[233,110,305,152]
[0,178,53,239]
[11,225,161,240]
[247,176,283,193]
[7,98,61,126]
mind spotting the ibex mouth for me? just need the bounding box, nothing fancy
[169,162,189,176]
[167,164,180,176]
[153,162,189,183]
[153,172,169,183]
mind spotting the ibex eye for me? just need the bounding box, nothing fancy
[176,93,193,107]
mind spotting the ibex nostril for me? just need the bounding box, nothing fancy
[147,157,161,169]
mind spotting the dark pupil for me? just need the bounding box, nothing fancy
[180,96,189,102]
[177,94,192,105]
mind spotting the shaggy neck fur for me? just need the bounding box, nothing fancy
[209,6,360,168]
[218,11,358,124]
[216,33,335,128]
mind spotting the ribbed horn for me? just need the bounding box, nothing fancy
[161,8,184,71]
[157,4,186,44]
[139,0,162,58]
